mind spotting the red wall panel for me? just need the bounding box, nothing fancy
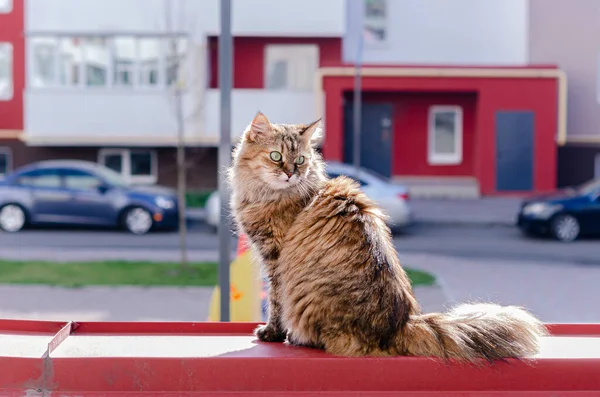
[357,92,477,177]
[208,36,342,89]
[0,0,24,130]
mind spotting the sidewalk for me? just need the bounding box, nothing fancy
[401,252,600,323]
[409,197,522,226]
[0,284,444,322]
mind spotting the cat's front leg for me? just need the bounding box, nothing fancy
[254,272,287,342]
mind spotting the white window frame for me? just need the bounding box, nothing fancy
[98,148,158,185]
[0,0,12,13]
[427,105,463,165]
[0,146,12,177]
[264,44,319,91]
[0,42,13,100]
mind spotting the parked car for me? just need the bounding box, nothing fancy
[0,160,179,234]
[516,178,600,242]
[205,161,412,232]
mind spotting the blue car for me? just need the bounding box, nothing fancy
[516,179,600,242]
[0,160,179,234]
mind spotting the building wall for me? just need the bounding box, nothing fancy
[344,0,528,65]
[322,70,559,195]
[26,0,345,37]
[529,0,600,186]
[558,144,600,187]
[529,0,600,140]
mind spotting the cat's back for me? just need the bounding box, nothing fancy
[278,176,416,354]
[281,175,392,271]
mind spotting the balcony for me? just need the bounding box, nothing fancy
[22,88,204,146]
[22,88,319,146]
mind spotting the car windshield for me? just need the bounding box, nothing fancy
[577,179,600,196]
[94,165,129,188]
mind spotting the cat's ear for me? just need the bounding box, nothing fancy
[300,118,323,145]
[245,111,272,142]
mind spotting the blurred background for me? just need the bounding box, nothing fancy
[0,0,599,323]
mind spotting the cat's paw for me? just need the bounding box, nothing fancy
[254,324,286,342]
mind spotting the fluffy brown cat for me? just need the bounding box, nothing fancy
[229,112,548,361]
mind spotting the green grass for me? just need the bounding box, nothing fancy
[0,260,219,288]
[0,260,435,288]
[405,268,436,287]
[186,190,213,208]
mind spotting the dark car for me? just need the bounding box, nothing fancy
[516,179,600,242]
[0,160,179,234]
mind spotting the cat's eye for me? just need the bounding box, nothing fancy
[295,156,305,165]
[270,151,282,162]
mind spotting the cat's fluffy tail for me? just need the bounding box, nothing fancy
[401,303,548,362]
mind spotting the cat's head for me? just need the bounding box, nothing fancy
[231,112,324,192]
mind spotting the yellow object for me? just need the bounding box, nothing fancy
[207,250,262,321]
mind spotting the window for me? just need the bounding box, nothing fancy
[264,45,319,91]
[17,169,62,188]
[59,37,83,86]
[428,106,463,165]
[99,149,157,184]
[63,169,103,190]
[363,0,387,45]
[166,37,188,86]
[0,0,12,13]
[113,37,136,87]
[0,43,13,100]
[83,37,109,87]
[138,38,161,87]
[0,147,11,176]
[31,37,58,87]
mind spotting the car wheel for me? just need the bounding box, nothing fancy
[0,204,27,233]
[123,207,153,235]
[551,214,580,242]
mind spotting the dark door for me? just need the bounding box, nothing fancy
[344,101,393,178]
[61,168,117,225]
[496,111,534,191]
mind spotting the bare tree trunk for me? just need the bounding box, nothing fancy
[165,0,188,271]
[175,88,188,271]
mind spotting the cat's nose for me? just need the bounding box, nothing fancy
[283,170,293,178]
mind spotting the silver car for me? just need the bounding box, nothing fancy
[205,161,412,232]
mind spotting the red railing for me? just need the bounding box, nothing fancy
[0,319,599,396]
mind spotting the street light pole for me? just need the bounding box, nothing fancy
[218,0,233,322]
[353,27,364,179]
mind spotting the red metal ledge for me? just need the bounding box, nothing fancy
[1,320,599,396]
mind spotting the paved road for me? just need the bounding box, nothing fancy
[0,223,599,265]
